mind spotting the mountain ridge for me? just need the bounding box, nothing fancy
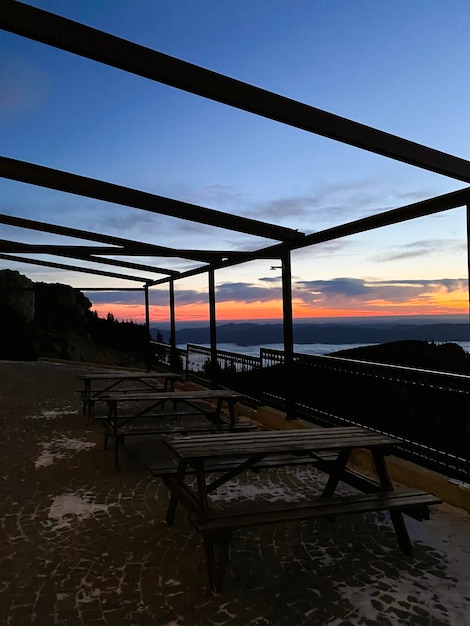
[154,321,470,346]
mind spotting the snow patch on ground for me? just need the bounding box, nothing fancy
[208,478,309,503]
[46,493,115,530]
[326,503,470,626]
[28,407,79,420]
[35,436,95,468]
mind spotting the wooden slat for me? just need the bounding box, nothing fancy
[101,390,242,402]
[192,490,441,531]
[163,428,398,459]
[78,372,180,381]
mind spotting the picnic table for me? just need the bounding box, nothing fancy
[99,388,246,469]
[158,426,441,592]
[77,370,181,417]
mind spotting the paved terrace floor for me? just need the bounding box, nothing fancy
[0,360,469,626]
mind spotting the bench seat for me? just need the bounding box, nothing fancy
[184,488,441,592]
[191,489,441,531]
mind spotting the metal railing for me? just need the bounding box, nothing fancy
[260,349,470,481]
[149,341,187,373]
[186,343,261,384]
[149,341,470,481]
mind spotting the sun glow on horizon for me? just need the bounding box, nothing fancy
[91,291,469,324]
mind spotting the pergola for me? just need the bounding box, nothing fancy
[2,1,470,379]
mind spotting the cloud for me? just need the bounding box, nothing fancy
[187,184,249,210]
[85,276,468,317]
[216,281,281,302]
[254,180,387,224]
[293,277,468,306]
[252,179,445,235]
[373,239,467,262]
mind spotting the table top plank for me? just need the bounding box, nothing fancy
[101,389,242,402]
[78,371,180,381]
[163,427,398,460]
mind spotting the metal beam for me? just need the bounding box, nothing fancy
[0,239,179,275]
[0,241,123,255]
[0,213,217,264]
[3,1,470,182]
[0,253,150,282]
[0,156,302,241]
[79,287,143,291]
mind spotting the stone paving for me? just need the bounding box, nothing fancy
[1,361,469,626]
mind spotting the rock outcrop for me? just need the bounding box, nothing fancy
[0,270,148,366]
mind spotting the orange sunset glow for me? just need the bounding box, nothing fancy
[91,290,469,324]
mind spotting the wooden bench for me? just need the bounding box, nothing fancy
[190,488,441,592]
[165,480,441,593]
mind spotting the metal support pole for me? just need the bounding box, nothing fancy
[281,251,295,419]
[169,278,176,350]
[208,267,218,389]
[169,278,180,373]
[466,206,470,338]
[144,284,151,370]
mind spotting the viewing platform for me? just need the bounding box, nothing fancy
[1,359,468,625]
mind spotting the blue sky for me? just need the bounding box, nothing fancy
[2,1,470,322]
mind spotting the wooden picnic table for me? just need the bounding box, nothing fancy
[77,370,181,416]
[99,388,245,469]
[159,426,441,592]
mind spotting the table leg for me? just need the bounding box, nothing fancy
[227,400,236,427]
[166,460,187,525]
[196,464,209,517]
[110,402,121,470]
[371,449,414,556]
[82,381,90,415]
[321,447,351,498]
[203,529,232,594]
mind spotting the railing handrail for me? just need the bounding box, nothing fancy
[260,347,470,390]
[182,342,469,481]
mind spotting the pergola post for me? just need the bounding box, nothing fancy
[466,205,470,337]
[144,283,151,370]
[208,267,218,389]
[169,277,180,373]
[169,278,176,350]
[281,250,295,419]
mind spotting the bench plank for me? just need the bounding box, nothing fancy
[191,490,441,531]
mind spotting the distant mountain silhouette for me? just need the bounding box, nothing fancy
[331,339,470,373]
[171,320,470,346]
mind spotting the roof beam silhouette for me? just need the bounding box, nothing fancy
[0,253,151,282]
[3,1,470,182]
[0,156,301,242]
[0,240,177,276]
[0,214,240,264]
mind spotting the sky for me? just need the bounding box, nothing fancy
[2,0,470,325]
